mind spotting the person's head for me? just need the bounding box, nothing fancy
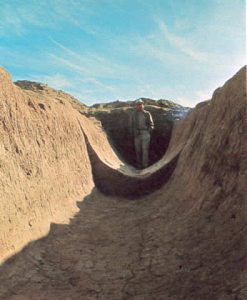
[135,99,144,112]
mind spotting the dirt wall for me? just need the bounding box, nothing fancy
[0,66,96,262]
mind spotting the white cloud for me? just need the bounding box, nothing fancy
[48,40,117,77]
[2,13,24,35]
[158,20,210,63]
[70,92,97,106]
[0,2,50,35]
[174,19,192,31]
[177,89,213,108]
[0,0,98,36]
[176,96,198,108]
[48,39,139,82]
[81,77,115,91]
[16,7,43,27]
[31,74,73,90]
[145,84,156,97]
[48,54,88,74]
[196,90,212,101]
[138,41,179,65]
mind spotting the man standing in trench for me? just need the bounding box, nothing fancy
[129,99,154,169]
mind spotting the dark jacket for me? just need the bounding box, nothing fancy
[129,109,154,137]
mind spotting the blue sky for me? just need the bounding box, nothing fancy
[0,0,245,107]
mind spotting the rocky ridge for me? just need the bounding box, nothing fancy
[14,80,88,113]
[14,80,191,119]
[14,80,192,165]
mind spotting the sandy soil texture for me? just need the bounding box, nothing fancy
[0,66,246,299]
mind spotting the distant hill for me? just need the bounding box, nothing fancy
[14,80,193,165]
[14,80,192,118]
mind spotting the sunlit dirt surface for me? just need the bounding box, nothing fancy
[0,66,246,300]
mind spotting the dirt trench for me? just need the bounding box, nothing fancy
[0,67,246,300]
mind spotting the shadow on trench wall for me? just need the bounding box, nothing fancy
[84,130,180,199]
[94,108,174,168]
[106,128,173,168]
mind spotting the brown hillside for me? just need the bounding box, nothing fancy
[0,66,246,300]
[14,80,192,166]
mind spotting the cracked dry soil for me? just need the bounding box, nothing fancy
[0,66,246,300]
[2,184,245,300]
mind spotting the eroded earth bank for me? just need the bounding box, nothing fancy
[0,66,246,300]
